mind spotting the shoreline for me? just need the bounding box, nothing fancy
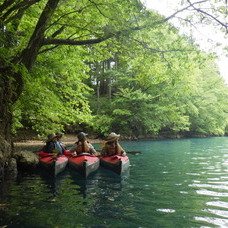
[13,133,227,151]
[13,134,103,151]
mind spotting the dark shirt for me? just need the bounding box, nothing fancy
[42,141,64,155]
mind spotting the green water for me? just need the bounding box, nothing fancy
[1,137,228,227]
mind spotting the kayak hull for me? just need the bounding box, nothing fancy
[100,155,130,175]
[68,154,100,178]
[39,155,68,176]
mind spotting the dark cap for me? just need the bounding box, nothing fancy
[77,132,88,140]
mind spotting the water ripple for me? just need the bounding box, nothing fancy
[190,184,228,191]
[208,181,228,185]
[156,209,176,213]
[207,201,228,209]
[203,209,228,218]
[196,190,228,197]
[195,216,228,227]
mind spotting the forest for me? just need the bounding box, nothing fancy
[0,0,228,177]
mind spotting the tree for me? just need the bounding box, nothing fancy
[0,0,227,179]
[88,15,228,138]
[0,0,147,178]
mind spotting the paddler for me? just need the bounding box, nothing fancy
[101,132,126,156]
[69,132,96,156]
[39,133,66,157]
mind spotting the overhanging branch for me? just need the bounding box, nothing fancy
[154,0,208,25]
[187,0,228,29]
[42,34,114,46]
[1,0,40,22]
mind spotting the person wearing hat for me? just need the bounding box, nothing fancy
[56,132,66,149]
[39,133,67,157]
[101,132,126,156]
[69,132,96,156]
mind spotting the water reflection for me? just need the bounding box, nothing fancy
[195,216,228,227]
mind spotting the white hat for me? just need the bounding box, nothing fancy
[106,132,120,142]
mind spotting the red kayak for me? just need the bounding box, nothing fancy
[39,155,68,176]
[68,153,100,178]
[100,155,130,175]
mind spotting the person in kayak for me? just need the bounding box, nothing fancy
[69,132,96,156]
[56,132,66,149]
[39,133,68,157]
[101,132,126,156]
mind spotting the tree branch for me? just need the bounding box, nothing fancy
[19,0,60,70]
[43,23,144,46]
[39,45,59,54]
[0,0,14,13]
[51,26,65,38]
[156,0,208,24]
[42,34,115,46]
[132,38,194,54]
[88,0,113,20]
[186,0,228,29]
[1,0,40,22]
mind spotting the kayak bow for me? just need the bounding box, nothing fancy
[68,153,100,178]
[100,155,130,175]
[39,155,68,176]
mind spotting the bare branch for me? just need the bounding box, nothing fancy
[155,0,208,24]
[133,38,194,54]
[186,0,228,29]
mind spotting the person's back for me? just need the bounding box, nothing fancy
[69,132,96,155]
[75,140,91,154]
[40,133,65,157]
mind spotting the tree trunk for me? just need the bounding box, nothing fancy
[0,0,61,180]
[20,0,60,69]
[107,59,112,101]
[0,67,21,179]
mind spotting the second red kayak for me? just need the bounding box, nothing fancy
[68,153,100,178]
[100,155,130,175]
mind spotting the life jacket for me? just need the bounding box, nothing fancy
[75,141,90,155]
[102,141,122,156]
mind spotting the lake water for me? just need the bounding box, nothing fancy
[1,137,228,227]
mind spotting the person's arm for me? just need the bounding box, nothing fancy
[69,143,77,153]
[89,143,96,155]
[101,142,108,156]
[63,150,75,156]
[118,143,126,156]
[60,141,66,149]
[39,151,52,157]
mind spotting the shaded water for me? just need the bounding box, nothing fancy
[1,137,228,227]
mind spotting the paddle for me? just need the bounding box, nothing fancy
[126,151,141,154]
[95,151,141,156]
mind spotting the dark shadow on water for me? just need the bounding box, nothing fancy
[68,166,130,198]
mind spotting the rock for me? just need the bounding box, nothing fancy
[5,158,18,179]
[13,150,39,170]
[0,136,12,180]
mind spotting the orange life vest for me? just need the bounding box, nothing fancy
[75,141,90,155]
[102,141,122,156]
